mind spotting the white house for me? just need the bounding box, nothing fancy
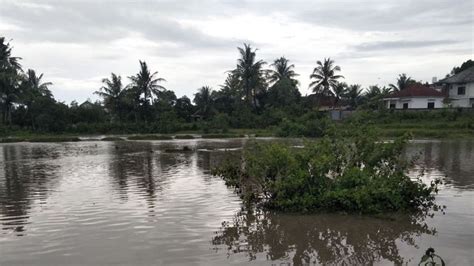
[437,66,474,108]
[384,84,445,109]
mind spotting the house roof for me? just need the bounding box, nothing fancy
[438,66,474,84]
[385,84,445,98]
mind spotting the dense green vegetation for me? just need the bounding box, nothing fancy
[0,36,472,139]
[213,125,440,214]
[353,109,474,138]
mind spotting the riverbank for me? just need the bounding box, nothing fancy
[0,125,472,143]
[0,131,256,143]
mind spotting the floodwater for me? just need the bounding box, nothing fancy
[0,139,472,265]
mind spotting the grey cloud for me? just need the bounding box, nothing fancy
[274,0,472,32]
[0,0,471,103]
[0,0,241,49]
[353,40,460,52]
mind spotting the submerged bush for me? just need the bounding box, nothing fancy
[213,125,439,214]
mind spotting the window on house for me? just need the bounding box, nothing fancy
[458,86,466,95]
[427,102,435,109]
[389,104,395,109]
[403,103,409,109]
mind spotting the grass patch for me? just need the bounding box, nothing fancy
[375,126,474,139]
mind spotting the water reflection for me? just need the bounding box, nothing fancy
[212,209,435,265]
[407,140,474,189]
[0,144,61,235]
[106,141,198,211]
[0,139,471,265]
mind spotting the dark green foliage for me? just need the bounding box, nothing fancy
[213,125,439,213]
[450,59,473,76]
[193,86,214,119]
[276,111,330,138]
[0,37,472,141]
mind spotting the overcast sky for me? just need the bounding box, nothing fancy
[1,0,472,103]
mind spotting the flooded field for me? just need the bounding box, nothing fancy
[0,139,473,265]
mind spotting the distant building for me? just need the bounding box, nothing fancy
[436,66,474,108]
[383,84,445,109]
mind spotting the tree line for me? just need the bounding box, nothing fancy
[0,36,469,134]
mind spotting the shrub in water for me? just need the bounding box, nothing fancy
[213,124,439,214]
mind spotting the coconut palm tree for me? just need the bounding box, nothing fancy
[220,73,242,99]
[309,58,344,96]
[128,60,166,106]
[128,61,166,122]
[389,74,413,91]
[23,69,52,98]
[0,37,23,124]
[0,37,21,70]
[364,85,392,110]
[365,85,392,99]
[267,57,299,87]
[20,69,53,128]
[95,73,126,121]
[232,43,266,108]
[346,84,363,109]
[193,86,214,119]
[332,82,347,104]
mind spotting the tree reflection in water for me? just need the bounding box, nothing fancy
[212,208,436,265]
[0,144,61,235]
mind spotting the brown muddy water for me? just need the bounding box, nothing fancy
[0,139,473,265]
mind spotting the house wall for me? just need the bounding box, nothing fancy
[385,97,444,109]
[448,82,474,108]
